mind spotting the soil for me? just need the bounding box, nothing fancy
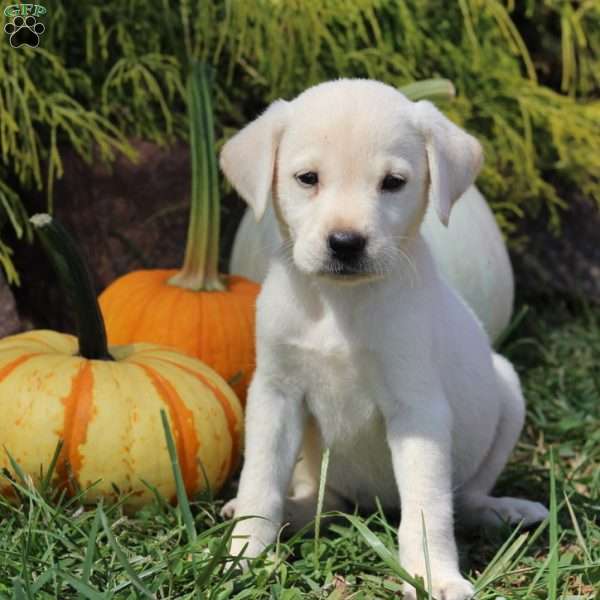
[0,272,21,337]
[511,196,600,302]
[10,140,245,332]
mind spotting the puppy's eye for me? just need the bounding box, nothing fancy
[295,171,319,187]
[380,174,406,192]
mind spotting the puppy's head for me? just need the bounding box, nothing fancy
[221,79,482,284]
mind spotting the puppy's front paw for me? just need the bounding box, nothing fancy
[403,576,474,600]
[401,550,474,600]
[220,498,238,519]
[229,527,267,564]
[228,516,279,565]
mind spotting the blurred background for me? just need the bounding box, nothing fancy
[0,0,598,335]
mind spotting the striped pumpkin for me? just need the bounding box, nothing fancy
[0,332,242,507]
[0,214,242,508]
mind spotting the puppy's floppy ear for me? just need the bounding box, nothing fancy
[220,100,290,222]
[413,101,483,226]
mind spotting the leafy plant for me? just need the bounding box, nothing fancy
[1,0,599,282]
[0,41,134,283]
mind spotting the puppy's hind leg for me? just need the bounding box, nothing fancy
[456,354,549,529]
[284,486,347,533]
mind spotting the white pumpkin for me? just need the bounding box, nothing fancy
[422,186,515,341]
[230,186,513,342]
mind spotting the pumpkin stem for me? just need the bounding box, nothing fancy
[399,78,456,102]
[168,63,225,292]
[31,214,113,361]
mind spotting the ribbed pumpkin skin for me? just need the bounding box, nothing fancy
[0,330,243,508]
[99,270,259,404]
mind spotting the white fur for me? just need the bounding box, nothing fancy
[220,79,548,600]
[230,186,515,342]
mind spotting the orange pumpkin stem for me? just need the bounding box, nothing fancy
[168,63,225,292]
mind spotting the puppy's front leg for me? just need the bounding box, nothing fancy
[229,372,306,560]
[386,400,474,600]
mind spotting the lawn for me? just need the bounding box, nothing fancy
[0,294,598,599]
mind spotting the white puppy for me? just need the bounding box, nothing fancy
[220,79,548,599]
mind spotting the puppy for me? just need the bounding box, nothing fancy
[220,79,548,599]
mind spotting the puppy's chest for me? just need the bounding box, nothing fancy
[286,317,389,446]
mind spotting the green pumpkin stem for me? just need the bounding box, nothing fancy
[399,78,455,102]
[31,214,113,361]
[168,62,225,292]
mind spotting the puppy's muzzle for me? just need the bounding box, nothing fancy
[327,230,367,264]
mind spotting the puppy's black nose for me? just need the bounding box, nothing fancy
[328,230,367,261]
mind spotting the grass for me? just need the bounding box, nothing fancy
[0,295,599,598]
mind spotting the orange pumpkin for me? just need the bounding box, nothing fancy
[99,63,259,402]
[99,271,258,401]
[0,215,243,508]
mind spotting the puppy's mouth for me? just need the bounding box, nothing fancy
[317,260,382,283]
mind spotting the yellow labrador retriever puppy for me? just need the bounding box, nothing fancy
[220,79,548,599]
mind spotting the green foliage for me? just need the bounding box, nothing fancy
[1,0,599,282]
[0,40,135,283]
[516,0,600,96]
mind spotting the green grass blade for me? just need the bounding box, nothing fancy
[54,571,106,600]
[98,506,154,599]
[194,520,236,589]
[524,534,564,597]
[420,512,433,600]
[40,440,64,495]
[82,508,102,584]
[314,447,330,564]
[11,578,28,600]
[29,569,55,595]
[563,491,591,564]
[475,529,529,590]
[508,514,550,571]
[160,409,197,544]
[548,450,559,599]
[494,305,530,350]
[4,448,29,486]
[342,513,426,592]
